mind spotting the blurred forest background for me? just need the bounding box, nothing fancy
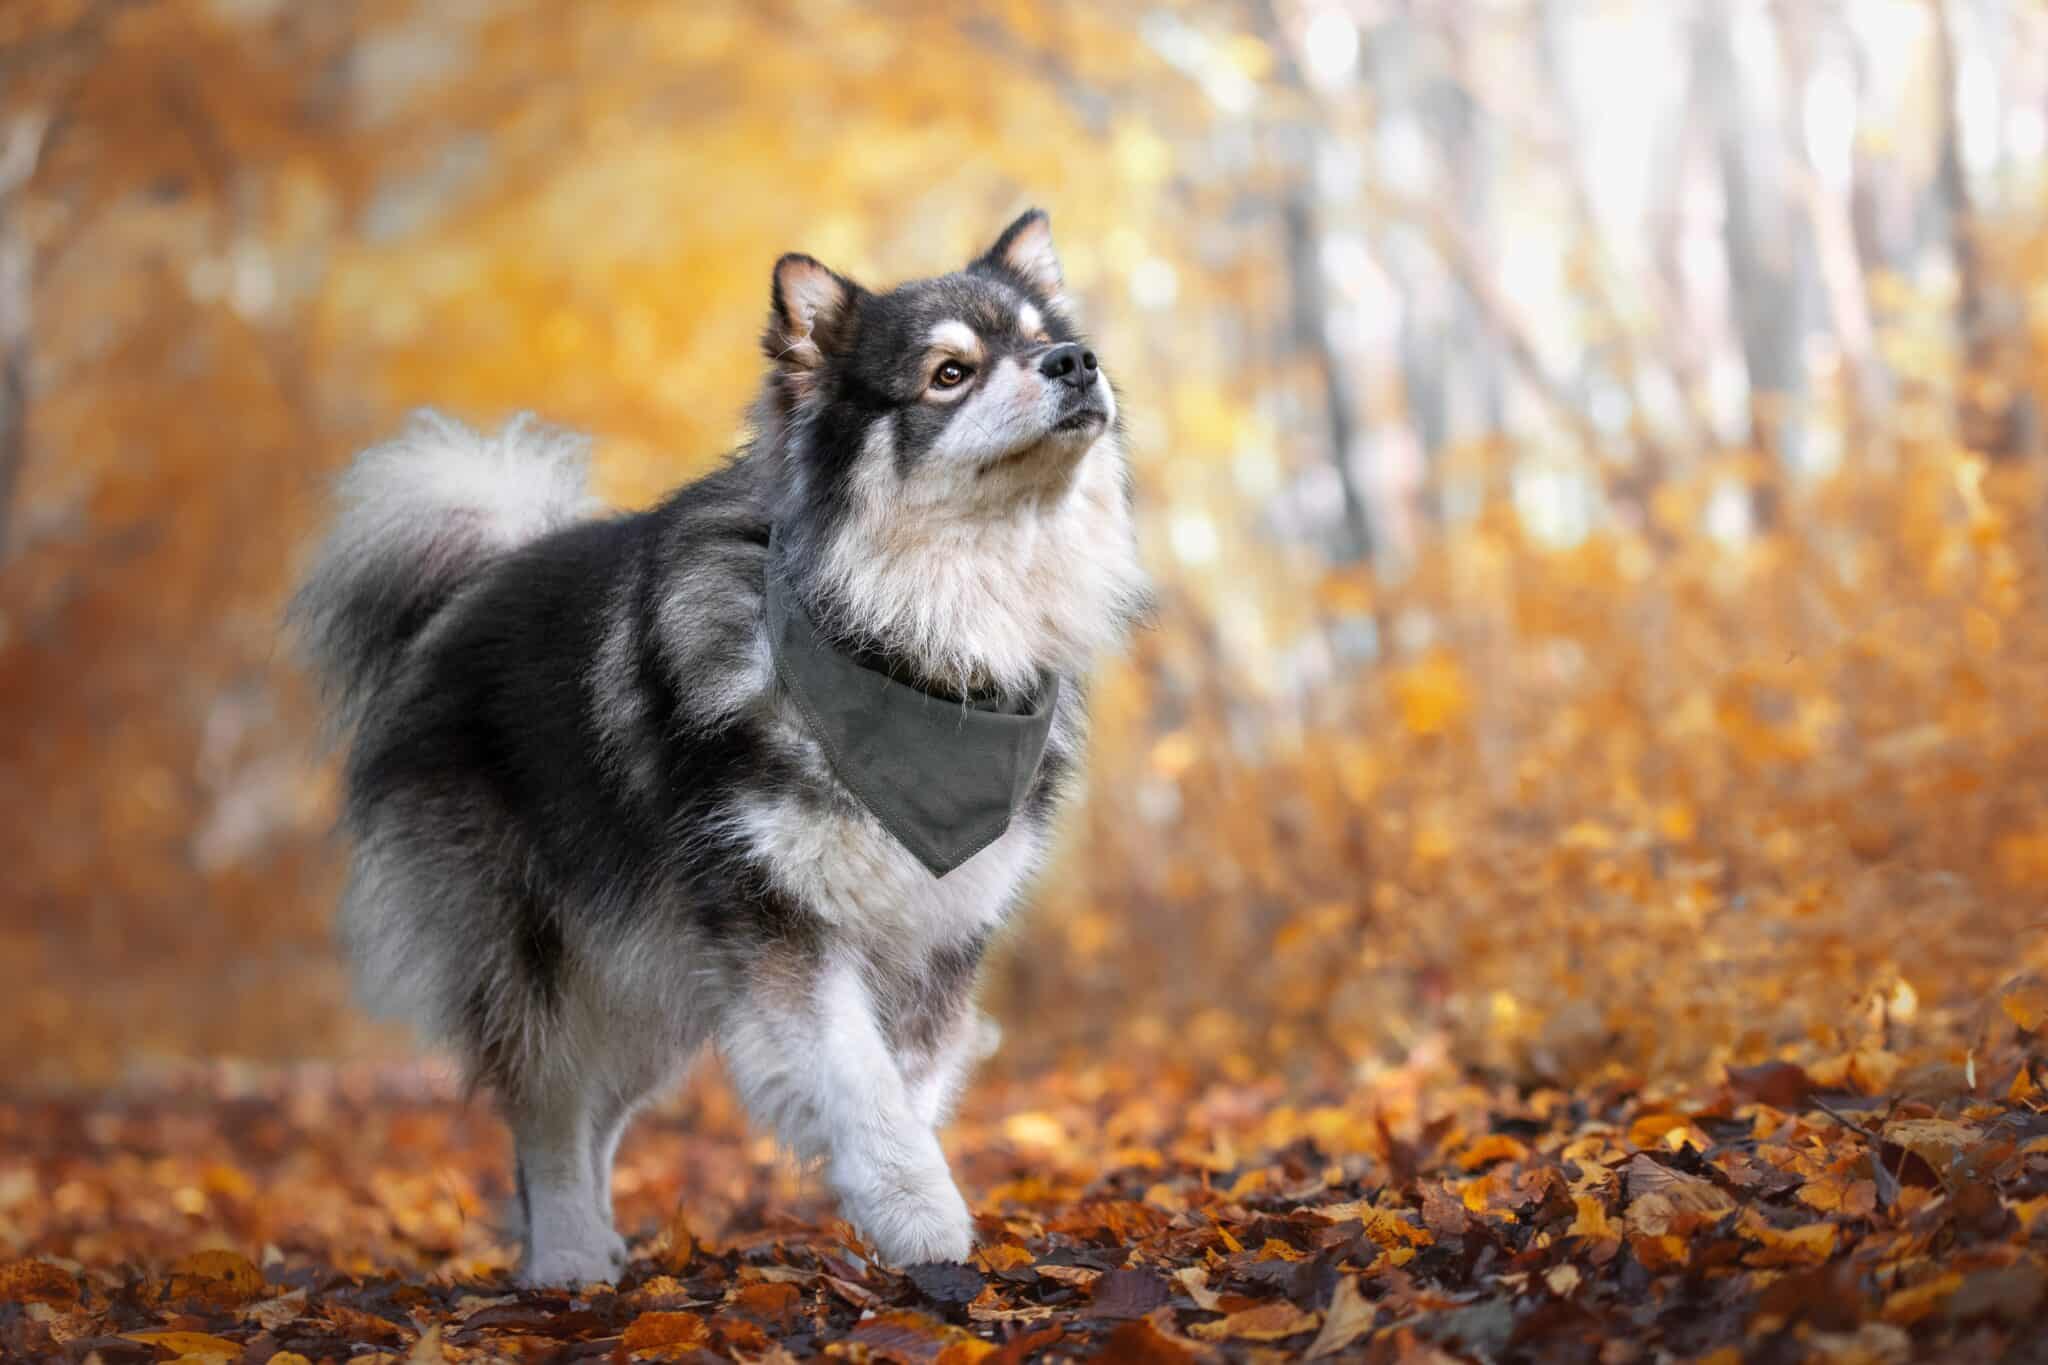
[3,0,2047,1100]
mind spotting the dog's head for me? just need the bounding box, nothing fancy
[759,209,1117,517]
[758,210,1144,696]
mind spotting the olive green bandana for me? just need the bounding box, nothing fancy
[765,541,1059,878]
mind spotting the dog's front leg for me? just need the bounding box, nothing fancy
[719,955,973,1266]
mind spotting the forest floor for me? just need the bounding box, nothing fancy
[3,1018,2046,1365]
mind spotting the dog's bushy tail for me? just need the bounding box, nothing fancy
[291,411,597,732]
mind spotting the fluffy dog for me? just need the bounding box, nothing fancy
[292,210,1145,1283]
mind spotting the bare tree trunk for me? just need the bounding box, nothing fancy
[1933,0,2036,456]
[1527,0,1700,515]
[1427,9,1506,452]
[1282,189,1373,564]
[1700,0,1808,478]
[1644,11,1729,461]
[0,111,46,562]
[1376,184,1606,463]
[1256,0,1375,564]
[0,1,142,560]
[1773,2,1891,465]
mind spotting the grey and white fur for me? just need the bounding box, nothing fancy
[291,211,1146,1284]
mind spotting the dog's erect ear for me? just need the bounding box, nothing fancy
[763,253,858,377]
[975,208,1063,300]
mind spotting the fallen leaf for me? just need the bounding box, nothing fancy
[1624,1154,1736,1218]
[731,1280,802,1326]
[1744,1220,1838,1268]
[1304,1275,1372,1358]
[1883,1118,1982,1175]
[120,1331,247,1355]
[906,1261,985,1308]
[1088,1316,1201,1364]
[1728,1061,1818,1109]
[1089,1268,1170,1320]
[622,1310,710,1357]
[1187,1301,1321,1342]
[1457,1134,1530,1170]
[1882,1273,1964,1325]
[167,1249,264,1307]
[0,1259,78,1308]
[1999,973,2048,1031]
[972,1244,1034,1273]
[1175,1267,1225,1312]
[840,1309,995,1364]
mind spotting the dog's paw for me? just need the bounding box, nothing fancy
[520,1240,623,1288]
[857,1178,974,1267]
[603,1228,630,1273]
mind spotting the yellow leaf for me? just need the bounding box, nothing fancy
[1745,1221,1837,1268]
[971,1244,1033,1272]
[121,1333,246,1355]
[1627,1113,1689,1150]
[1318,1201,1432,1248]
[2000,973,2048,1031]
[1569,1195,1618,1242]
[1457,1134,1531,1170]
[1187,1301,1321,1342]
[1882,1272,1963,1325]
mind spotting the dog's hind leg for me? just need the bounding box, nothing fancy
[584,1055,679,1270]
[509,1083,623,1285]
[907,1007,998,1130]
[587,1092,632,1264]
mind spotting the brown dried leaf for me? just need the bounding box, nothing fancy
[1089,1268,1171,1320]
[839,1309,994,1364]
[1088,1316,1204,1364]
[1727,1061,1818,1110]
[166,1249,264,1307]
[0,1259,79,1308]
[622,1309,710,1357]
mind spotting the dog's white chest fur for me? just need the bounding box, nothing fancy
[736,788,1043,950]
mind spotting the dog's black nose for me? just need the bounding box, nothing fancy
[1039,343,1097,390]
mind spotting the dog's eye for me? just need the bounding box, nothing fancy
[931,360,972,391]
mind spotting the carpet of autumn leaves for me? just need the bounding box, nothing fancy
[6,452,2048,1360]
[4,1024,2048,1363]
